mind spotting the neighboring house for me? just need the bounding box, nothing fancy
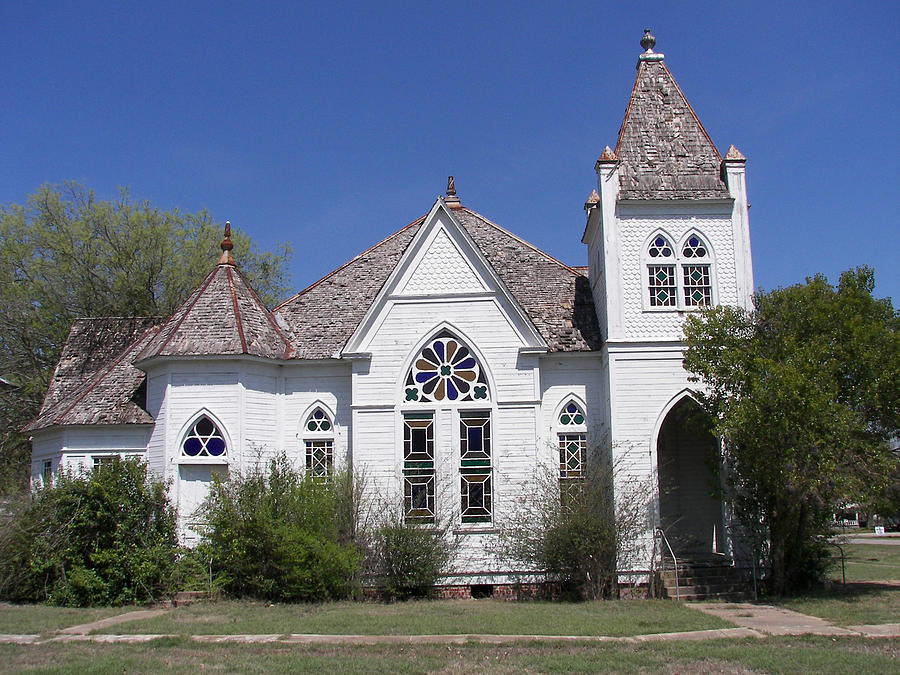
[27,32,754,589]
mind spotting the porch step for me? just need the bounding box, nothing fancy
[659,562,753,601]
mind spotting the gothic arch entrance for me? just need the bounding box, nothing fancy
[657,397,724,558]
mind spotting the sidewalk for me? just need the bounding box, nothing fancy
[1,602,898,646]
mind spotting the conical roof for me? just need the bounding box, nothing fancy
[137,224,293,361]
[614,34,729,200]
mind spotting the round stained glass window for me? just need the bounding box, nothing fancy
[405,331,489,403]
[181,416,227,458]
[648,236,673,258]
[306,408,332,432]
[559,401,586,426]
[682,236,707,258]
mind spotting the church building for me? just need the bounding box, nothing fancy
[27,32,754,589]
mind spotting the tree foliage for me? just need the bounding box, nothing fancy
[683,267,899,595]
[200,455,362,602]
[0,182,293,492]
[370,516,456,600]
[0,457,178,606]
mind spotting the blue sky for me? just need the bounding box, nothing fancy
[2,1,898,302]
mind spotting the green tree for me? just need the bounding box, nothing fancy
[0,182,292,492]
[0,457,178,606]
[683,267,899,595]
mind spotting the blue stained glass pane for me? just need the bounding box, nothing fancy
[433,341,444,361]
[689,237,698,247]
[447,380,458,400]
[207,438,226,456]
[456,357,476,370]
[655,237,665,247]
[467,426,483,451]
[183,438,202,456]
[566,403,578,413]
[314,410,324,419]
[416,372,437,384]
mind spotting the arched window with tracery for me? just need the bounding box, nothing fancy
[644,231,714,310]
[303,407,334,479]
[182,415,227,458]
[557,399,586,481]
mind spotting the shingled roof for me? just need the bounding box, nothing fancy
[26,317,165,432]
[614,40,729,200]
[275,206,601,357]
[137,250,293,362]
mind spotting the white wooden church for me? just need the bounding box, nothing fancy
[28,32,754,589]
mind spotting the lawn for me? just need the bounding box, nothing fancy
[0,604,136,635]
[1,635,897,673]
[110,598,731,637]
[829,542,900,583]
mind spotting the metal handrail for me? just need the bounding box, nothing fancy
[826,539,846,585]
[655,527,680,600]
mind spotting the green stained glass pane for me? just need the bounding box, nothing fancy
[573,414,584,425]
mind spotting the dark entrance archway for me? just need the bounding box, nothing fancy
[657,397,724,559]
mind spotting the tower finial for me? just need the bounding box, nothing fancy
[218,221,235,266]
[638,28,664,63]
[446,175,456,197]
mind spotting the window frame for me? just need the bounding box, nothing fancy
[642,231,716,311]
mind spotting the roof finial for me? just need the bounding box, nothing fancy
[218,221,235,266]
[638,28,664,63]
[444,175,462,209]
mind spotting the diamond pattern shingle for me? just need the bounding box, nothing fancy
[615,59,729,200]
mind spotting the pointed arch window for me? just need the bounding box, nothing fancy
[404,330,489,403]
[182,416,227,458]
[303,407,333,479]
[557,400,585,481]
[644,232,714,310]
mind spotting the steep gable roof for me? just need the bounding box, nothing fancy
[137,240,293,362]
[275,206,601,356]
[614,51,729,200]
[26,317,165,432]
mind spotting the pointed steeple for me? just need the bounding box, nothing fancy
[136,223,293,361]
[614,30,729,200]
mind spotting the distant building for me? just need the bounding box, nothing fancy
[27,32,754,590]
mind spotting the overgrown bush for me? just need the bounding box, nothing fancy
[370,516,455,599]
[200,455,362,601]
[496,454,650,600]
[0,457,178,606]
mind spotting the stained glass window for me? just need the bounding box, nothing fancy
[683,265,712,306]
[461,471,492,523]
[460,411,492,523]
[648,265,677,307]
[182,416,227,458]
[405,331,489,403]
[305,408,332,432]
[305,440,333,479]
[648,235,673,258]
[682,235,708,259]
[404,413,435,523]
[558,401,585,427]
[558,434,585,479]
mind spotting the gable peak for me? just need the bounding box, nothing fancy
[217,221,236,266]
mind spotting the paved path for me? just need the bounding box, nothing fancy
[1,603,898,646]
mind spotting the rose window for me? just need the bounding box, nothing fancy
[405,331,489,403]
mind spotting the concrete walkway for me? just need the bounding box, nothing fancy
[1,603,898,646]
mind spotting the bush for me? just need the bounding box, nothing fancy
[496,454,650,600]
[0,457,178,606]
[371,517,455,599]
[200,454,362,601]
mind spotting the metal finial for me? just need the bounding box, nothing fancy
[446,176,456,197]
[640,29,656,52]
[221,221,234,252]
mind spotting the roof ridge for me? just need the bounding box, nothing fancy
[145,267,220,358]
[273,215,426,310]
[46,324,160,428]
[614,61,644,156]
[459,208,585,276]
[226,267,249,354]
[231,264,294,358]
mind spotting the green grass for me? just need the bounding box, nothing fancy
[1,635,897,674]
[777,583,900,626]
[110,598,731,637]
[829,542,900,582]
[0,604,136,635]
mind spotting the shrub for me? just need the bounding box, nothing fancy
[496,453,650,600]
[200,454,362,601]
[0,457,178,606]
[371,516,455,599]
